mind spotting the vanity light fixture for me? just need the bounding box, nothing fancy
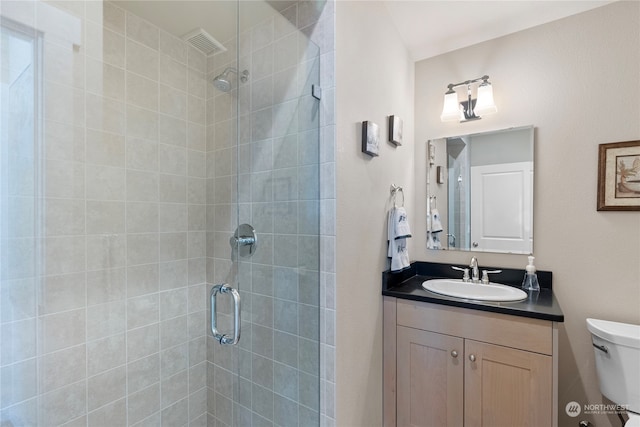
[440,75,497,122]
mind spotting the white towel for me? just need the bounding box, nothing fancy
[427,232,443,250]
[431,208,443,233]
[390,237,410,271]
[388,207,411,272]
[387,208,395,258]
[426,208,443,250]
[426,232,434,249]
[393,206,412,239]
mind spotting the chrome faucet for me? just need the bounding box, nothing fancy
[470,256,479,283]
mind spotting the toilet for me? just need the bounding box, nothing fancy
[587,318,640,426]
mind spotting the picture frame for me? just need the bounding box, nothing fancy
[388,115,403,146]
[362,121,380,156]
[597,140,640,211]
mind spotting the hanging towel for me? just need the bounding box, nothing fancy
[387,208,395,258]
[388,207,411,272]
[393,206,412,239]
[426,208,443,250]
[431,208,443,233]
[390,237,410,271]
[426,231,442,250]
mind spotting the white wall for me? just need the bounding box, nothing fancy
[414,2,639,426]
[335,1,415,425]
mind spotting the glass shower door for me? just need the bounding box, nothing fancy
[207,2,321,425]
[1,0,321,425]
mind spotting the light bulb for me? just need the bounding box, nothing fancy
[440,91,461,122]
[474,82,497,116]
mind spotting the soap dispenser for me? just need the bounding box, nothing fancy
[522,256,540,291]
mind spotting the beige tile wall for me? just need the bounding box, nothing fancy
[1,1,208,425]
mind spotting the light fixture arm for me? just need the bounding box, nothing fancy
[445,75,490,91]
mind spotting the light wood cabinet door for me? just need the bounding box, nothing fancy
[464,340,552,427]
[397,326,464,427]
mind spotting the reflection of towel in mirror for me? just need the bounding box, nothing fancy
[431,208,443,233]
[388,207,411,272]
[427,208,443,250]
[427,232,442,250]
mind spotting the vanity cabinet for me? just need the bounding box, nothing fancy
[385,297,558,427]
[397,326,464,426]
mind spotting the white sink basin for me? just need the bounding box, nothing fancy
[422,279,528,302]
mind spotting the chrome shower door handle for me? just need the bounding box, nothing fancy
[210,284,241,345]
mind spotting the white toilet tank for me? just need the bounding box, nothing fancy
[587,318,640,414]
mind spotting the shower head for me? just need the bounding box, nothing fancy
[211,67,249,92]
[213,74,232,92]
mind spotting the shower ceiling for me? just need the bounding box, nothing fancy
[113,0,277,44]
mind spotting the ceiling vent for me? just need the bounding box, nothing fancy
[182,28,227,56]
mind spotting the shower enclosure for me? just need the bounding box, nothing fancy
[0,0,322,425]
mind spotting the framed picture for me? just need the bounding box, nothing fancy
[597,140,640,211]
[362,121,380,156]
[388,115,403,146]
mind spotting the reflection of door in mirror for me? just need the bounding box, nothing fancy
[470,161,532,253]
[427,126,534,254]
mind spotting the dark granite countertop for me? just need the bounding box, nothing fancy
[382,262,564,322]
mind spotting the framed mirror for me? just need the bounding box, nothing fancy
[427,126,534,254]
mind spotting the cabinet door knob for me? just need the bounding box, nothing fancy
[451,350,458,358]
[469,354,476,362]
